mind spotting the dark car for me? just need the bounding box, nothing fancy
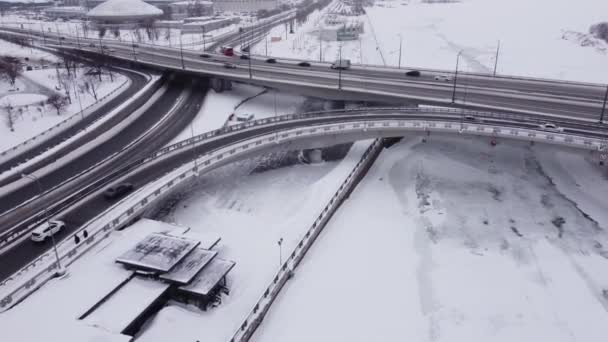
[59,37,65,40]
[240,54,250,60]
[26,65,33,71]
[104,183,134,199]
[223,63,237,69]
[266,58,277,64]
[405,70,421,77]
[199,53,210,58]
[132,43,139,48]
[89,43,95,47]
[298,61,311,67]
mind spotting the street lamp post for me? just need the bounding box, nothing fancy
[398,34,402,69]
[40,23,46,45]
[452,50,463,104]
[600,84,608,124]
[130,33,138,62]
[338,43,343,90]
[248,28,253,79]
[277,238,283,267]
[493,40,500,77]
[21,173,64,275]
[179,33,185,69]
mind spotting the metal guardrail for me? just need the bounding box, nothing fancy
[229,138,384,342]
[1,110,608,312]
[0,77,130,160]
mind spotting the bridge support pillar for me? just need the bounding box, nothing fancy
[210,78,233,93]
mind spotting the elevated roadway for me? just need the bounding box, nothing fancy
[1,106,607,282]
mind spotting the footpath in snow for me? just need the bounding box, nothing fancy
[253,134,608,342]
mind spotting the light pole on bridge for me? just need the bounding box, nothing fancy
[452,50,463,104]
[493,40,500,77]
[397,34,402,69]
[21,173,65,276]
[179,33,185,69]
[600,84,608,124]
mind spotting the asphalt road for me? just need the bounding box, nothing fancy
[0,70,150,185]
[2,108,606,281]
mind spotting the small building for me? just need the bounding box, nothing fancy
[168,1,213,20]
[181,15,240,33]
[320,16,364,41]
[44,6,87,19]
[212,0,279,14]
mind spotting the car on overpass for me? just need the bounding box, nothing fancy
[31,220,65,242]
[298,61,311,67]
[538,123,564,132]
[223,63,237,69]
[405,70,421,77]
[434,75,452,82]
[104,183,134,199]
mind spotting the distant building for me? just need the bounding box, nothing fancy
[212,0,279,14]
[181,15,240,33]
[168,1,213,21]
[320,15,364,41]
[87,0,163,25]
[44,6,87,19]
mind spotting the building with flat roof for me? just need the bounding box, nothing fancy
[213,0,279,14]
[44,6,86,19]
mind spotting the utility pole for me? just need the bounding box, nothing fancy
[338,43,343,90]
[248,28,252,79]
[179,33,185,69]
[452,50,462,104]
[493,40,500,77]
[40,22,46,45]
[398,35,402,69]
[201,24,206,51]
[600,84,608,123]
[277,238,283,267]
[319,29,322,62]
[130,33,137,62]
[22,173,64,276]
[75,26,81,49]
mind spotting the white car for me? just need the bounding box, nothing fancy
[31,220,65,242]
[434,75,452,82]
[538,123,564,132]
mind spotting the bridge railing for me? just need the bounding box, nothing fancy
[0,105,605,250]
[1,110,607,312]
[228,138,384,342]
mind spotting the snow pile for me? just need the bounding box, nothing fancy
[87,0,163,19]
[253,135,608,342]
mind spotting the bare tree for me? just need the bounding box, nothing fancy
[2,102,14,132]
[47,94,69,115]
[0,56,23,87]
[82,74,101,101]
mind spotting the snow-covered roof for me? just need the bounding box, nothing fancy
[87,0,163,21]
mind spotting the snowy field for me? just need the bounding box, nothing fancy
[168,83,307,144]
[253,135,608,342]
[0,65,127,151]
[252,0,608,83]
[137,140,372,342]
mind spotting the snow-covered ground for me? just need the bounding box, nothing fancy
[167,83,306,144]
[0,66,127,151]
[0,38,58,64]
[136,140,373,342]
[252,0,608,83]
[253,135,608,342]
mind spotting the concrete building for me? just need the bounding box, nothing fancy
[168,1,213,21]
[44,6,86,19]
[212,0,279,14]
[181,15,240,33]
